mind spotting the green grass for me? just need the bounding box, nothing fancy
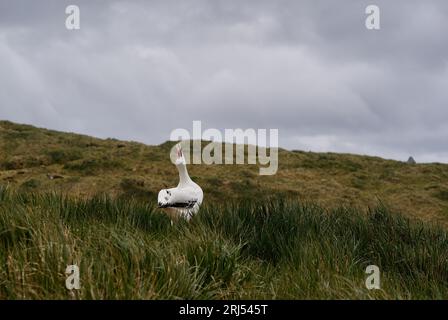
[1,186,447,299]
[1,120,448,299]
[2,120,448,226]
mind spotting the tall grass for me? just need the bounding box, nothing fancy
[0,186,447,299]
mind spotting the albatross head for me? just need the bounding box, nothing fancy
[174,143,186,166]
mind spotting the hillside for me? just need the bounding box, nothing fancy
[1,120,448,300]
[1,120,448,226]
[1,189,448,299]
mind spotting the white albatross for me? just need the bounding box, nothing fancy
[157,143,203,221]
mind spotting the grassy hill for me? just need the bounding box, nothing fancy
[1,120,448,226]
[1,120,448,299]
[1,188,447,299]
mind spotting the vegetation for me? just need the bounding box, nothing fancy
[1,120,448,299]
[1,120,448,227]
[0,186,447,299]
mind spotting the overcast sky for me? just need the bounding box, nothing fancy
[1,0,447,162]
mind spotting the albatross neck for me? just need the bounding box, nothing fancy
[177,163,192,186]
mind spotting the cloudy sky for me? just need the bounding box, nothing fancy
[1,0,447,162]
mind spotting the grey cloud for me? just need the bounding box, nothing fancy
[0,0,447,162]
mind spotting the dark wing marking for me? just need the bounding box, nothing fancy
[169,199,197,209]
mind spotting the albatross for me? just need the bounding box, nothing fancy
[157,143,203,221]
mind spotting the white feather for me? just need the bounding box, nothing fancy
[158,143,203,221]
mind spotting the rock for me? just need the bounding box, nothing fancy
[86,142,100,147]
[407,156,416,164]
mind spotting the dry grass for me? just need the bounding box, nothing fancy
[1,187,447,299]
[1,120,447,226]
[1,120,448,299]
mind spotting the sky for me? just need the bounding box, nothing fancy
[0,0,447,163]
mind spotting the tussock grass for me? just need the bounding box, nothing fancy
[0,186,447,300]
[2,120,448,226]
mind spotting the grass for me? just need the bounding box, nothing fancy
[1,120,448,299]
[1,120,448,227]
[1,186,447,300]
